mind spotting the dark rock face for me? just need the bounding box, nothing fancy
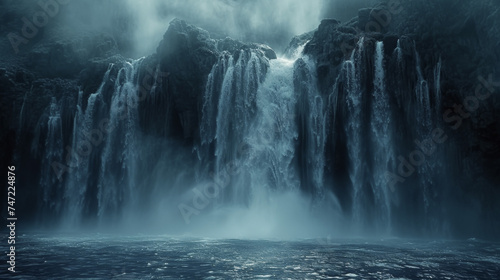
[300,0,500,238]
[249,43,278,60]
[284,30,315,58]
[25,34,119,78]
[143,18,277,142]
[0,69,79,225]
[155,19,219,140]
[303,18,353,94]
[0,25,122,222]
[1,1,499,239]
[0,16,277,223]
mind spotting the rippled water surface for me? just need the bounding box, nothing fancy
[2,234,500,279]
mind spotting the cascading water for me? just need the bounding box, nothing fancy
[64,89,92,224]
[200,50,267,205]
[434,57,442,116]
[6,6,500,277]
[18,90,28,134]
[59,59,147,225]
[63,66,112,225]
[39,97,64,217]
[196,46,338,237]
[97,58,144,221]
[414,42,432,133]
[370,41,394,231]
[295,56,327,199]
[342,38,366,228]
[395,39,403,64]
[413,44,440,225]
[29,32,454,238]
[236,56,301,219]
[328,39,398,233]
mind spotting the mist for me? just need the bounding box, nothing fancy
[53,0,376,58]
[3,0,500,277]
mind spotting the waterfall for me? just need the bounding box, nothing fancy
[330,40,397,232]
[414,44,437,216]
[149,63,161,98]
[195,46,340,237]
[295,57,326,198]
[18,90,28,133]
[98,58,144,221]
[26,33,449,236]
[59,59,147,224]
[434,57,442,116]
[288,40,310,60]
[395,39,403,64]
[39,97,64,217]
[64,91,97,223]
[414,43,432,132]
[343,38,365,226]
[392,39,407,113]
[200,46,328,206]
[200,50,268,204]
[201,53,231,147]
[63,66,112,225]
[370,41,394,231]
[374,42,386,95]
[243,56,299,203]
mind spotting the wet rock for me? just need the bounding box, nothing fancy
[155,19,276,141]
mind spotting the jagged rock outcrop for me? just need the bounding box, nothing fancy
[145,18,276,141]
[284,31,315,58]
[299,0,500,238]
